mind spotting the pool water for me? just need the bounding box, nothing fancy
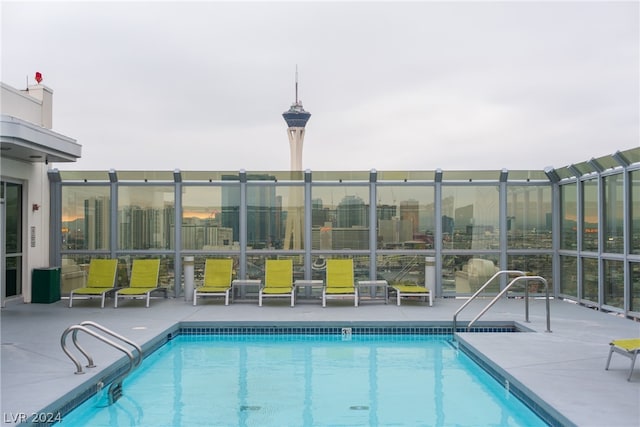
[57,334,547,426]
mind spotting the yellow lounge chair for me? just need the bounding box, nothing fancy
[114,259,166,308]
[392,284,433,307]
[323,259,358,307]
[605,338,640,381]
[69,259,119,308]
[193,258,233,306]
[259,259,295,307]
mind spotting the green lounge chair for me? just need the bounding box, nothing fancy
[323,259,358,307]
[193,258,233,306]
[69,259,118,308]
[259,259,295,307]
[114,259,166,308]
[605,338,640,381]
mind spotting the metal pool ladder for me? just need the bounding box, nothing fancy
[60,321,143,404]
[452,270,552,338]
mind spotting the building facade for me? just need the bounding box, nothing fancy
[0,81,81,306]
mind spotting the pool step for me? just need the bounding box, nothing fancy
[108,381,123,404]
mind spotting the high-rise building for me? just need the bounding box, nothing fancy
[282,69,311,249]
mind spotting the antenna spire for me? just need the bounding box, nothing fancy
[295,65,299,105]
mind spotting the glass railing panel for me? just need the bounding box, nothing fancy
[117,185,175,250]
[180,171,241,182]
[507,254,552,293]
[442,255,500,295]
[245,171,305,182]
[59,171,110,182]
[581,257,599,303]
[603,173,623,253]
[631,170,640,254]
[377,171,435,182]
[62,185,111,250]
[245,182,305,250]
[559,255,577,298]
[582,179,599,252]
[116,171,175,181]
[603,259,624,309]
[555,167,576,180]
[631,262,640,312]
[376,185,435,249]
[376,254,426,287]
[507,185,552,249]
[505,170,550,181]
[621,147,640,165]
[441,185,500,250]
[311,185,370,250]
[182,186,238,251]
[311,171,370,182]
[441,170,501,182]
[560,182,577,250]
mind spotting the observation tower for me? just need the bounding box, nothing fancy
[282,70,311,249]
[282,71,311,170]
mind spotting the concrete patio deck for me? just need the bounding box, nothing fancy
[1,295,639,426]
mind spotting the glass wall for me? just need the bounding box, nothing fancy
[118,185,174,250]
[507,186,552,249]
[311,185,370,250]
[244,180,305,250]
[581,257,599,303]
[559,255,577,298]
[441,185,500,250]
[631,262,640,312]
[560,183,577,250]
[181,186,238,251]
[603,259,624,309]
[376,185,435,250]
[582,179,599,252]
[442,254,500,294]
[632,170,640,255]
[51,147,640,317]
[62,185,110,250]
[507,255,552,292]
[603,174,623,253]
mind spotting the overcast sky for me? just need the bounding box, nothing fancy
[2,1,638,172]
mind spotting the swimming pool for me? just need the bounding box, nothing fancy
[56,331,548,426]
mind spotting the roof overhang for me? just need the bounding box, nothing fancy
[0,114,81,163]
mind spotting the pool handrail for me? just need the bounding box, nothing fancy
[452,270,552,336]
[60,321,143,404]
[75,321,143,368]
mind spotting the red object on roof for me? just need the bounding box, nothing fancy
[35,72,43,84]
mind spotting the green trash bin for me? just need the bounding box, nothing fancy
[32,267,61,303]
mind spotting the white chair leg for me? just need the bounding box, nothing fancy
[225,290,229,306]
[193,290,198,306]
[322,291,326,307]
[291,292,294,307]
[259,291,263,307]
[146,293,150,308]
[355,289,359,307]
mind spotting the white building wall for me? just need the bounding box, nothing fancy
[0,83,53,129]
[1,81,68,304]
